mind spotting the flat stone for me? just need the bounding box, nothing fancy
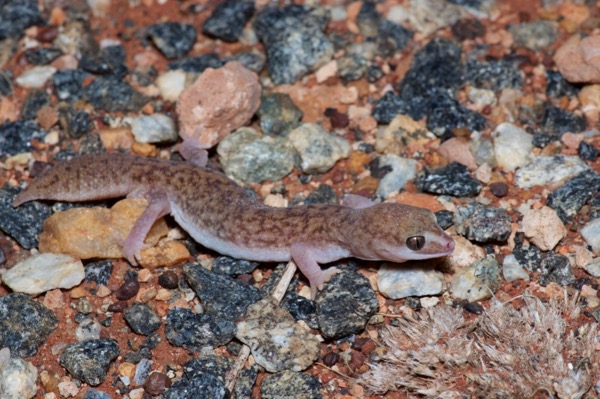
[288,123,351,174]
[3,253,84,296]
[454,203,512,243]
[261,371,321,399]
[514,155,589,189]
[165,308,234,350]
[148,22,196,59]
[129,114,177,144]
[202,0,255,42]
[417,162,482,197]
[0,185,51,249]
[538,254,575,287]
[546,170,600,223]
[377,262,445,299]
[493,122,533,172]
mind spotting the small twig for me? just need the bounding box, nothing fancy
[225,261,298,393]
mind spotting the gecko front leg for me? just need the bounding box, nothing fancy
[123,188,171,265]
[290,243,341,299]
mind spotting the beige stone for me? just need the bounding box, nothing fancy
[554,34,600,84]
[521,206,566,251]
[138,240,190,270]
[579,84,600,123]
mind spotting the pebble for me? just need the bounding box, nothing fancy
[316,270,379,339]
[59,339,120,386]
[426,89,487,136]
[502,254,530,283]
[512,243,542,272]
[177,61,261,152]
[580,218,600,255]
[582,258,600,278]
[202,0,255,42]
[0,119,47,156]
[0,356,38,399]
[282,293,318,330]
[83,389,111,399]
[493,122,533,172]
[546,70,579,98]
[0,185,51,249]
[466,59,523,91]
[260,371,321,399]
[377,262,445,299]
[137,240,190,270]
[454,203,512,243]
[147,22,196,59]
[416,162,482,196]
[158,271,179,289]
[144,372,171,396]
[288,123,351,174]
[22,89,50,120]
[375,154,417,198]
[538,254,575,287]
[2,253,84,296]
[435,210,454,230]
[164,375,227,399]
[489,182,508,197]
[229,51,266,73]
[52,69,88,101]
[554,34,600,84]
[514,155,589,189]
[165,308,235,350]
[236,297,320,372]
[449,255,501,302]
[509,20,557,51]
[375,114,435,155]
[83,76,150,113]
[183,262,262,322]
[38,198,168,261]
[218,127,295,183]
[257,93,303,136]
[84,260,113,285]
[521,206,566,251]
[438,137,478,170]
[212,256,259,275]
[75,318,102,341]
[115,279,140,301]
[579,85,600,124]
[253,5,333,84]
[58,107,93,138]
[126,114,176,144]
[541,106,587,136]
[337,54,368,82]
[124,302,161,336]
[0,70,12,96]
[155,70,186,102]
[0,0,41,40]
[15,66,56,89]
[168,53,223,73]
[546,170,600,223]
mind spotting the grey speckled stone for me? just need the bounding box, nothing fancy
[83,389,111,399]
[168,53,223,73]
[466,59,523,91]
[514,155,588,189]
[202,0,255,42]
[164,373,227,399]
[454,203,511,243]
[316,270,379,339]
[165,308,234,350]
[83,76,149,113]
[450,255,501,302]
[257,93,303,136]
[377,263,445,299]
[547,170,600,223]
[538,254,575,287]
[509,20,557,51]
[212,256,259,275]
[236,297,320,372]
[59,339,119,386]
[84,260,113,285]
[288,123,351,174]
[253,5,333,84]
[0,120,46,156]
[416,162,482,197]
[261,371,322,399]
[0,185,51,249]
[124,302,161,336]
[183,262,262,322]
[0,294,57,357]
[148,22,196,59]
[0,0,42,40]
[0,356,38,399]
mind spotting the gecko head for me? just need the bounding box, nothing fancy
[347,203,455,263]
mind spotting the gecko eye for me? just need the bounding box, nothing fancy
[406,236,425,251]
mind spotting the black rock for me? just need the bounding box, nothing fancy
[21,89,50,120]
[0,0,42,40]
[512,244,542,272]
[466,59,523,91]
[80,45,127,78]
[202,0,255,42]
[164,373,228,399]
[541,106,586,136]
[84,260,113,285]
[435,210,454,230]
[60,339,120,386]
[0,70,12,96]
[183,262,262,322]
[257,92,303,136]
[124,302,161,336]
[539,254,575,286]
[337,54,368,82]
[578,141,598,162]
[212,256,259,275]
[148,22,196,59]
[304,184,338,205]
[546,70,579,98]
[253,5,333,84]
[0,120,46,156]
[83,76,149,112]
[426,89,487,136]
[24,47,62,65]
[416,162,482,197]
[165,308,235,350]
[454,203,512,243]
[228,51,266,73]
[0,185,51,249]
[168,53,223,73]
[372,91,419,124]
[283,293,318,329]
[0,293,58,357]
[376,19,413,58]
[58,107,93,138]
[547,170,600,223]
[316,270,378,339]
[52,69,88,101]
[83,389,111,399]
[367,64,384,82]
[261,371,322,399]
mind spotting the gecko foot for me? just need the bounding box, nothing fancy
[309,267,342,300]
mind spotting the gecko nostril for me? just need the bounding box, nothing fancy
[447,240,455,251]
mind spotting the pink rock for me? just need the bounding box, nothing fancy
[176,61,261,164]
[438,137,478,171]
[554,34,600,84]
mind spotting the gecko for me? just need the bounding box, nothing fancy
[13,153,455,298]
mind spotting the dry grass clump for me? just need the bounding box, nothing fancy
[359,295,600,398]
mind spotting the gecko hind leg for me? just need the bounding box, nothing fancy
[123,188,171,265]
[291,243,342,300]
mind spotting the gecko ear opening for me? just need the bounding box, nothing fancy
[406,236,425,251]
